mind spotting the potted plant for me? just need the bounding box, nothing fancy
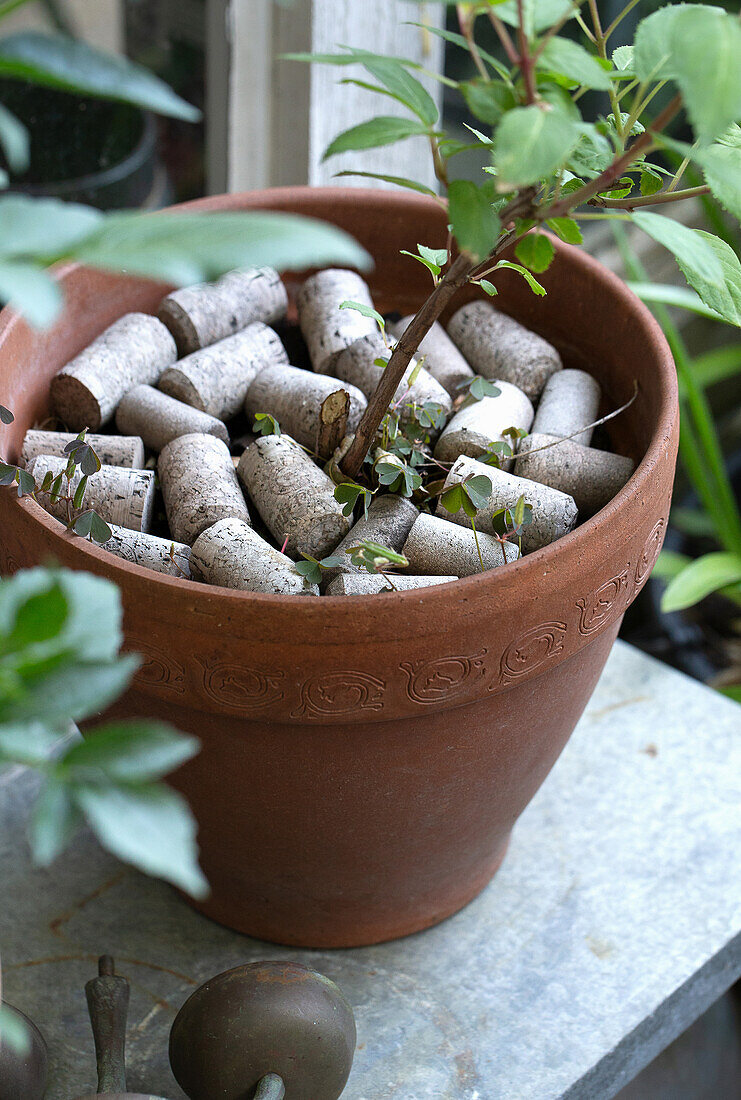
[2,1,739,947]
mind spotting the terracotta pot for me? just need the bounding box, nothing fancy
[0,188,678,947]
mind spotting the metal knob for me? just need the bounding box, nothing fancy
[169,960,356,1100]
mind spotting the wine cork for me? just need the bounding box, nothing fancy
[319,494,419,591]
[436,454,578,553]
[447,301,562,400]
[297,268,378,374]
[101,524,192,578]
[244,363,367,450]
[27,454,155,533]
[158,267,288,355]
[116,385,229,453]
[191,518,318,596]
[515,433,635,516]
[158,433,251,545]
[158,323,288,421]
[389,317,474,397]
[325,573,458,595]
[402,512,520,576]
[334,334,453,423]
[237,434,350,558]
[434,380,534,467]
[21,429,145,470]
[531,369,601,445]
[50,312,177,431]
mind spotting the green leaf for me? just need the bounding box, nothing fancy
[71,211,371,287]
[515,233,555,274]
[632,212,741,327]
[3,581,68,652]
[89,512,112,545]
[661,552,741,612]
[661,130,741,223]
[640,170,664,197]
[62,720,199,782]
[0,721,67,765]
[405,23,508,78]
[323,116,430,161]
[634,5,741,142]
[333,170,436,196]
[0,102,28,172]
[73,781,208,897]
[612,45,634,73]
[464,474,493,511]
[29,778,81,865]
[546,217,582,245]
[356,53,438,125]
[495,0,577,36]
[536,38,612,91]
[627,281,725,322]
[493,105,581,189]
[2,656,138,725]
[0,260,62,327]
[339,299,385,328]
[495,260,547,296]
[477,279,498,296]
[0,403,13,424]
[461,80,516,126]
[0,31,200,121]
[448,179,501,262]
[718,684,741,704]
[294,559,322,586]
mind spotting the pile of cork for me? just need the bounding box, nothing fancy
[23,265,635,596]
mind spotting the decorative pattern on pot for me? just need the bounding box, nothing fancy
[130,641,186,695]
[199,660,285,712]
[498,622,568,686]
[577,567,631,636]
[292,670,386,719]
[635,516,667,590]
[401,651,487,705]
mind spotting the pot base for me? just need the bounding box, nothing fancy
[186,834,512,949]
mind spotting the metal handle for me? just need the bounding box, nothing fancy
[84,955,129,1094]
[254,1074,286,1100]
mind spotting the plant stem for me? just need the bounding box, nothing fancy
[341,254,473,477]
[516,0,538,104]
[457,4,489,80]
[471,519,485,573]
[588,0,625,144]
[545,93,683,219]
[487,9,520,67]
[604,0,643,41]
[593,184,710,210]
[532,1,588,64]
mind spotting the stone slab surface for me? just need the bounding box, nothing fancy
[2,641,740,1100]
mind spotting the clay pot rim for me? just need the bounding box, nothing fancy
[2,186,676,610]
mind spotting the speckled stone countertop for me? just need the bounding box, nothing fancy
[2,642,740,1100]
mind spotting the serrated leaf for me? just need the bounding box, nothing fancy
[62,720,198,782]
[493,105,581,189]
[632,212,741,326]
[448,179,500,262]
[661,131,741,222]
[546,217,582,245]
[661,552,741,612]
[612,45,634,73]
[73,781,208,897]
[323,116,430,161]
[0,31,200,121]
[634,5,741,142]
[515,233,555,274]
[536,38,612,91]
[461,80,516,125]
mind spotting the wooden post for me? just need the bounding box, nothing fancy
[205,0,443,193]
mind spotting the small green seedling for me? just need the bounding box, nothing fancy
[374,452,423,497]
[333,480,375,518]
[252,412,281,437]
[492,494,533,556]
[481,426,529,469]
[459,376,501,405]
[294,553,346,587]
[346,539,408,574]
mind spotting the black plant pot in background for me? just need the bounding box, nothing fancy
[622,450,741,684]
[0,79,168,210]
